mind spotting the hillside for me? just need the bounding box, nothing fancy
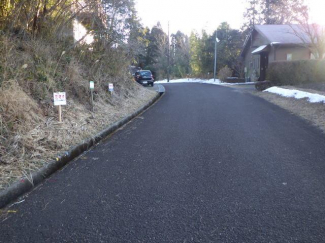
[0,32,156,190]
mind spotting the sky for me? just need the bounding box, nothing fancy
[135,0,325,36]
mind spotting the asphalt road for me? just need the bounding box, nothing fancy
[1,83,325,242]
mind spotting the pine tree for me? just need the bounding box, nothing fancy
[242,0,308,31]
[145,23,168,79]
[189,31,202,76]
[170,31,190,78]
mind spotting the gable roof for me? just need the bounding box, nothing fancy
[241,24,311,57]
[254,25,311,44]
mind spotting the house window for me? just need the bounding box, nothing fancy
[287,53,293,61]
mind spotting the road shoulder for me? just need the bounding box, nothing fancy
[0,89,163,209]
[251,88,325,134]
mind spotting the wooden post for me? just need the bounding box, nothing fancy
[58,105,62,122]
[91,89,94,112]
[89,81,94,112]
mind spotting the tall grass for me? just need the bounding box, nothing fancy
[0,0,148,189]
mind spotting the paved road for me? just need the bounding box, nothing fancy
[1,83,325,242]
[225,83,256,92]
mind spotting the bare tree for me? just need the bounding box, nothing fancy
[290,12,325,60]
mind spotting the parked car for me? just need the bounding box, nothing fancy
[134,70,154,86]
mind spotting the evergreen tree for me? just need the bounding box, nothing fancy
[188,23,243,78]
[170,31,190,78]
[189,31,202,76]
[242,0,308,32]
[200,30,215,75]
[145,23,168,79]
[215,22,243,76]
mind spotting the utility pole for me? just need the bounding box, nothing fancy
[167,21,170,82]
[214,37,219,81]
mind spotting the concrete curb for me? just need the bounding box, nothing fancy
[0,89,164,209]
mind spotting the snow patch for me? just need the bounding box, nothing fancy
[155,79,254,86]
[156,78,221,84]
[264,87,325,103]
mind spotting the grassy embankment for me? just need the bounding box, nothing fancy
[0,33,156,190]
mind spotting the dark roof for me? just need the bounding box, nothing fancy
[241,24,312,57]
[254,25,311,44]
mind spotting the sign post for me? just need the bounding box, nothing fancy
[53,92,67,122]
[90,81,94,111]
[58,105,62,123]
[244,67,247,83]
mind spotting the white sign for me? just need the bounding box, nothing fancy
[90,81,94,89]
[109,83,114,92]
[53,92,67,106]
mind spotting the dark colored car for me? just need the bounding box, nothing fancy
[134,70,154,86]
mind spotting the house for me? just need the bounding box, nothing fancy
[241,25,313,82]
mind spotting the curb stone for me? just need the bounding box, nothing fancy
[0,88,164,209]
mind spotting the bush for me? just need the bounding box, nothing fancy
[218,66,233,82]
[267,60,325,86]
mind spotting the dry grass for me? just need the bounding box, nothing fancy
[0,35,157,190]
[252,90,325,133]
[0,80,156,190]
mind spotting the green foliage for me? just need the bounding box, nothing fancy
[199,30,214,74]
[36,69,48,82]
[128,21,150,68]
[215,23,243,76]
[189,23,243,77]
[146,23,167,66]
[102,0,138,44]
[0,0,140,103]
[170,31,190,78]
[189,31,201,76]
[267,60,325,85]
[0,0,243,83]
[0,0,73,38]
[130,22,170,80]
[242,0,308,31]
[129,20,242,80]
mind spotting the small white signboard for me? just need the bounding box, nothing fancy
[53,92,67,106]
[109,83,114,92]
[90,81,94,89]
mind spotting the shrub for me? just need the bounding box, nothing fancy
[218,66,233,82]
[267,60,325,86]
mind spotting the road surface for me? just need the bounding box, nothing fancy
[1,83,325,242]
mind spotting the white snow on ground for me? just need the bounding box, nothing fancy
[156,78,221,84]
[264,86,325,103]
[224,82,256,85]
[156,79,325,104]
[156,78,255,86]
